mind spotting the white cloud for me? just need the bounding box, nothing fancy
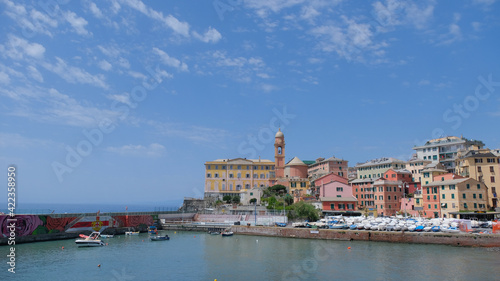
[62,10,91,36]
[42,57,108,89]
[2,85,119,127]
[3,0,57,37]
[2,34,46,60]
[261,83,277,92]
[372,0,435,30]
[27,65,43,82]
[418,79,430,85]
[107,93,134,107]
[98,60,113,71]
[0,72,10,84]
[89,2,103,18]
[0,133,55,148]
[148,120,230,146]
[121,0,190,37]
[192,27,222,43]
[98,45,123,57]
[207,51,268,82]
[106,143,166,157]
[152,47,188,72]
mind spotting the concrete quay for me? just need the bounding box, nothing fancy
[231,226,500,247]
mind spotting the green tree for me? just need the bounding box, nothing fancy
[249,198,257,204]
[223,195,232,203]
[284,194,294,206]
[289,201,320,222]
[232,195,241,204]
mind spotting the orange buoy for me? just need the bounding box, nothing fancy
[61,246,64,250]
[98,264,101,267]
[348,247,351,250]
[194,236,196,238]
[142,240,144,242]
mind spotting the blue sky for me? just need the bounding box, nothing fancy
[1,0,499,206]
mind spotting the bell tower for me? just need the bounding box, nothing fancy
[274,128,285,178]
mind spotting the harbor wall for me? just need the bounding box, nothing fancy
[231,226,500,247]
[0,212,162,244]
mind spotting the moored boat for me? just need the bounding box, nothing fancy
[125,231,140,235]
[150,235,169,241]
[75,232,106,247]
[100,234,114,238]
[221,231,234,237]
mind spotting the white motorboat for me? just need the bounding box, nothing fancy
[75,232,106,247]
[125,231,140,235]
[100,234,114,238]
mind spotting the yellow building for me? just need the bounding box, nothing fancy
[456,150,499,209]
[204,158,275,198]
[425,178,488,218]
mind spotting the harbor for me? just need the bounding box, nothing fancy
[1,229,498,281]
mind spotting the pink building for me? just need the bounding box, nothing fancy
[308,156,348,179]
[400,197,419,217]
[317,179,358,212]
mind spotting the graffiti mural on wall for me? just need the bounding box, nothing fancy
[0,214,156,237]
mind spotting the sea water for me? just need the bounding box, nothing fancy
[0,231,498,281]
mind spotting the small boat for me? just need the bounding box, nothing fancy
[100,234,114,238]
[431,226,440,232]
[150,235,169,241]
[329,223,347,229]
[441,226,460,233]
[208,231,220,235]
[125,231,140,235]
[349,224,357,230]
[221,231,234,237]
[75,232,106,247]
[408,225,417,232]
[148,226,158,234]
[275,222,287,227]
[423,226,432,232]
[415,225,425,232]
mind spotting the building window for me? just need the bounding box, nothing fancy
[300,182,306,187]
[474,203,477,208]
[478,166,482,172]
[479,194,483,199]
[253,174,258,178]
[336,187,343,192]
[215,173,219,178]
[433,155,438,160]
[245,184,250,189]
[466,184,470,189]
[260,174,265,179]
[464,203,468,209]
[229,174,234,178]
[229,184,233,190]
[237,173,241,178]
[473,194,476,199]
[222,165,226,169]
[490,166,495,172]
[207,173,211,178]
[230,165,233,169]
[330,204,335,210]
[450,185,456,190]
[452,194,455,199]
[337,195,341,198]
[492,176,496,183]
[428,204,431,209]
[442,194,445,199]
[246,174,250,178]
[463,194,466,199]
[388,195,391,200]
[433,195,436,200]
[207,165,211,169]
[427,196,430,200]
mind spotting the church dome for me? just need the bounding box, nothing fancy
[275,128,284,138]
